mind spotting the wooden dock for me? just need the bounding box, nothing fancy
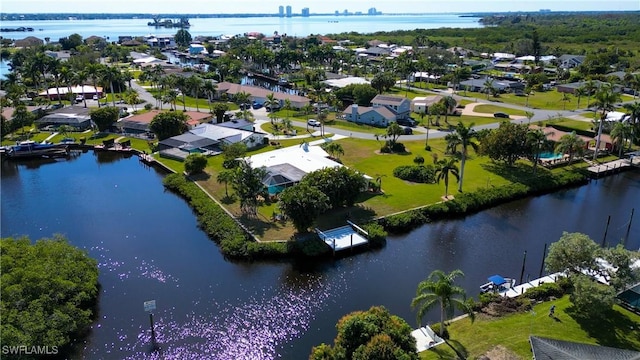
[587,157,640,177]
[500,272,565,298]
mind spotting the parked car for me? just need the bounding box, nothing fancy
[75,95,84,103]
[494,112,510,119]
[252,101,262,109]
[396,118,418,127]
[307,119,321,127]
[92,95,99,100]
[401,126,413,135]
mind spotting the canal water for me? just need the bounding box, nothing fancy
[1,152,639,359]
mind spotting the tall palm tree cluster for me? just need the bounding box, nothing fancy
[4,46,132,109]
[138,65,217,112]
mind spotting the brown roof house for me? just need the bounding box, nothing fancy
[14,36,44,48]
[216,82,310,109]
[118,110,213,135]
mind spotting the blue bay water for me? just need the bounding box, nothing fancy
[0,14,481,41]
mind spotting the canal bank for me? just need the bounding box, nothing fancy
[2,152,639,359]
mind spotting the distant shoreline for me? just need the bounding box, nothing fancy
[2,10,637,21]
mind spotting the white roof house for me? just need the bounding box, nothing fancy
[189,123,265,149]
[246,143,342,175]
[323,77,370,88]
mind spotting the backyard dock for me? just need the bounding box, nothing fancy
[587,156,640,177]
[500,272,565,298]
[316,220,369,254]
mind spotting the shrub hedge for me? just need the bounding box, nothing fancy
[380,170,587,233]
[163,173,290,259]
[393,164,436,183]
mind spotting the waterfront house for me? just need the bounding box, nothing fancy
[45,50,72,62]
[145,35,175,48]
[35,106,92,130]
[188,43,208,55]
[189,123,266,150]
[118,110,213,135]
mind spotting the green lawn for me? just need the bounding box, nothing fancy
[421,296,640,359]
[463,89,593,111]
[471,104,529,117]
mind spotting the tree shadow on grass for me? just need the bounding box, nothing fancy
[239,213,290,238]
[481,162,556,187]
[220,194,236,204]
[188,172,211,181]
[566,305,640,349]
[427,338,469,360]
[314,205,377,229]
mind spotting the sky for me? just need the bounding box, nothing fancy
[1,0,638,14]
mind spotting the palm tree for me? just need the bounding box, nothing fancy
[525,111,534,124]
[435,157,460,199]
[593,84,621,160]
[411,269,474,337]
[264,93,279,112]
[483,79,495,99]
[203,80,217,113]
[217,170,235,197]
[526,128,548,174]
[452,122,478,192]
[175,76,188,111]
[440,96,457,125]
[283,99,292,120]
[574,86,586,110]
[561,92,571,110]
[623,102,640,146]
[583,79,596,110]
[555,132,585,164]
[73,70,89,108]
[100,65,121,107]
[188,75,204,112]
[322,142,344,160]
[610,122,632,157]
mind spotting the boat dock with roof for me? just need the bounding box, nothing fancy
[316,220,369,255]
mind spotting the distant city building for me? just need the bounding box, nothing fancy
[335,10,340,16]
[286,5,292,18]
[279,6,284,17]
[301,8,310,17]
[368,7,381,15]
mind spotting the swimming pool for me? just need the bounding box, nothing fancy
[539,152,564,160]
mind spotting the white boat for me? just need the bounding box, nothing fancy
[480,274,516,293]
[6,141,69,159]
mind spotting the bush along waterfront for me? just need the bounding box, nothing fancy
[162,173,388,259]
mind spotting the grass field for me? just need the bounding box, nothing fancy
[421,296,640,359]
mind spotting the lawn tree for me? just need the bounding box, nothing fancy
[483,79,495,99]
[216,169,236,198]
[385,122,405,151]
[321,142,345,160]
[570,274,616,321]
[452,122,478,192]
[371,72,396,94]
[184,153,208,175]
[90,106,119,133]
[610,121,633,157]
[232,160,267,218]
[439,96,457,124]
[545,232,600,276]
[300,166,366,208]
[0,236,99,351]
[11,104,35,136]
[555,131,585,164]
[221,142,247,169]
[174,29,192,47]
[435,157,459,198]
[317,111,328,136]
[278,184,330,233]
[479,121,529,166]
[593,84,621,160]
[411,269,474,338]
[602,244,640,291]
[149,111,188,140]
[310,306,418,360]
[526,128,548,174]
[211,102,229,123]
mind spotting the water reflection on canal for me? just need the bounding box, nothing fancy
[1,153,638,359]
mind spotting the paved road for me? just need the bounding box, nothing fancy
[129,80,634,142]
